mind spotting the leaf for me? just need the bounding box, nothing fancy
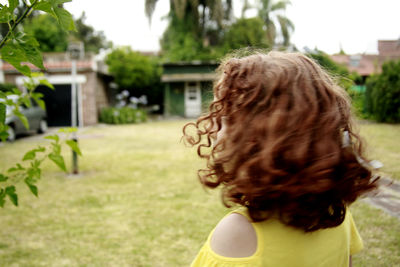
[44,134,59,142]
[0,174,8,182]
[17,35,45,70]
[13,109,29,129]
[5,186,18,206]
[37,146,46,152]
[34,0,75,33]
[48,153,67,172]
[41,0,75,31]
[23,151,36,161]
[0,103,5,125]
[52,142,61,154]
[27,183,38,197]
[0,34,44,75]
[27,166,41,180]
[20,96,31,108]
[16,163,25,170]
[31,158,43,169]
[0,5,11,23]
[23,147,46,161]
[31,92,44,98]
[53,7,75,31]
[14,31,26,40]
[0,43,31,77]
[0,189,5,207]
[0,131,8,142]
[38,78,54,90]
[24,178,38,197]
[8,0,19,11]
[33,2,54,15]
[7,167,18,172]
[31,92,46,110]
[8,164,26,173]
[34,98,46,110]
[66,139,82,156]
[12,88,21,95]
[55,0,73,4]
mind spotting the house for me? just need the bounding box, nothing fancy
[1,52,114,127]
[161,61,218,117]
[330,39,400,81]
[161,40,400,118]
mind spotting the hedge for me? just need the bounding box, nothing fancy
[364,60,400,123]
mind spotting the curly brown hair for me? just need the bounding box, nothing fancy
[183,51,378,232]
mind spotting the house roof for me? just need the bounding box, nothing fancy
[330,39,400,76]
[330,54,379,76]
[162,61,219,82]
[1,61,95,73]
[0,52,111,75]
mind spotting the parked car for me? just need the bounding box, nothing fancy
[2,95,48,141]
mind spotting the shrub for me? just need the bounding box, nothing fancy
[99,107,147,124]
[0,83,17,93]
[364,60,400,123]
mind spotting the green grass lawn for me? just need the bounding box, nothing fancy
[359,121,400,180]
[0,120,399,266]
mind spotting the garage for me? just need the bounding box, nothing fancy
[36,84,79,127]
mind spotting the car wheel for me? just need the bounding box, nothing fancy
[7,125,16,142]
[38,119,48,134]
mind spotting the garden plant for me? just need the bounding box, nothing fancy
[0,0,80,207]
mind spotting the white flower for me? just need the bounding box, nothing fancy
[139,95,148,105]
[130,97,139,104]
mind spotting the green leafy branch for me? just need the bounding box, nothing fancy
[0,73,55,141]
[0,0,75,76]
[0,128,82,207]
[0,0,79,208]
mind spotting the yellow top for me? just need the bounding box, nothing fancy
[190,209,363,267]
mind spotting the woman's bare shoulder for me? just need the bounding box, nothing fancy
[210,212,257,258]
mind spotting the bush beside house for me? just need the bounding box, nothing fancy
[99,107,147,124]
[364,60,400,123]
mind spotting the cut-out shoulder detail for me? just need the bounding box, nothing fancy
[210,213,257,258]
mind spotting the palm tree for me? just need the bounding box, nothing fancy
[245,0,294,47]
[145,0,232,45]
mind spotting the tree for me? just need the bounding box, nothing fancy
[0,0,80,207]
[223,17,267,51]
[145,0,233,61]
[147,0,295,61]
[106,47,160,89]
[157,9,205,61]
[146,0,232,42]
[23,13,69,52]
[105,47,162,105]
[253,0,294,47]
[23,12,110,53]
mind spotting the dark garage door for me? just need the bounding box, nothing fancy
[36,84,79,127]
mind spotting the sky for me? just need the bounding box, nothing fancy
[65,0,400,55]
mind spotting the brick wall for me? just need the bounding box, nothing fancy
[81,72,98,125]
[378,40,400,57]
[95,74,111,117]
[80,72,112,126]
